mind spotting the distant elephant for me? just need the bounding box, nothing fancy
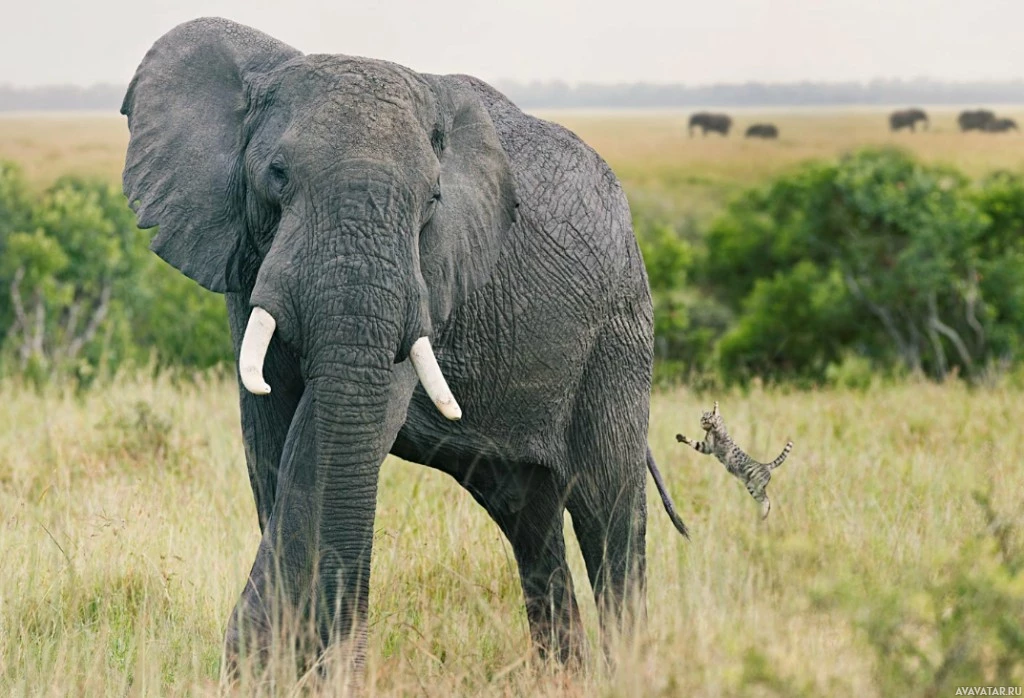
[984,117,1019,133]
[121,18,689,676]
[958,109,996,132]
[689,111,732,136]
[889,108,929,132]
[745,123,779,139]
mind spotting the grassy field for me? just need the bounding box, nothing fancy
[542,106,1024,224]
[1,108,1023,695]
[1,374,1022,695]
[0,113,128,189]
[5,106,1024,223]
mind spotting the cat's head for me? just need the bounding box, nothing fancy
[699,401,724,431]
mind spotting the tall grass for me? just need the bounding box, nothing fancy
[2,374,1021,695]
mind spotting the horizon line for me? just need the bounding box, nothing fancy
[3,76,1024,91]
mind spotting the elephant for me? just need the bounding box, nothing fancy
[744,123,779,139]
[984,117,1019,133]
[889,108,928,132]
[689,111,732,137]
[120,18,690,676]
[958,109,996,132]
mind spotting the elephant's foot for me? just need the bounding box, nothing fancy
[528,606,589,668]
[221,601,368,689]
[221,599,274,687]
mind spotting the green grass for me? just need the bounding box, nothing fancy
[1,374,1021,695]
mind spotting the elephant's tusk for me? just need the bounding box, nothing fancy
[409,337,462,421]
[239,307,276,395]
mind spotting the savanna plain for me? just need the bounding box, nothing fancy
[1,108,1023,696]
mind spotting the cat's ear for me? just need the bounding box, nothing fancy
[713,401,719,416]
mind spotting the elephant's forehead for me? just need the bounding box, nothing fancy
[282,55,425,105]
[272,55,433,138]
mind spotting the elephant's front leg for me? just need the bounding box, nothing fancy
[224,389,382,679]
[228,293,304,529]
[459,461,587,665]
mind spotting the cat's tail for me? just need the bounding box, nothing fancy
[767,440,794,470]
[647,447,690,539]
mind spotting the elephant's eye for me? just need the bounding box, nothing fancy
[423,182,441,224]
[267,162,289,196]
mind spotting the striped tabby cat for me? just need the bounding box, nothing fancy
[676,401,793,519]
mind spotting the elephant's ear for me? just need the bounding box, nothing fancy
[121,17,300,292]
[419,75,518,326]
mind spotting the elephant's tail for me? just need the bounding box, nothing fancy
[647,447,690,539]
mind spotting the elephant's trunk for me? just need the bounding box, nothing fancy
[267,330,396,663]
[239,309,460,420]
[239,273,408,662]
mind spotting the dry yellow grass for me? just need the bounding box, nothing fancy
[542,106,1024,179]
[0,113,128,188]
[4,106,1024,221]
[1,374,1021,695]
[540,106,1024,222]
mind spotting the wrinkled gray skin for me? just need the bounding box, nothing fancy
[744,123,778,139]
[958,109,996,132]
[688,111,732,137]
[889,108,929,132]
[983,117,1019,133]
[121,18,688,673]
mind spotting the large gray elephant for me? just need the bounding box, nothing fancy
[889,108,928,132]
[958,109,996,132]
[121,18,689,674]
[744,123,779,139]
[689,111,732,136]
[983,117,1019,133]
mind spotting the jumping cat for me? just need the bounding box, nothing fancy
[677,401,792,519]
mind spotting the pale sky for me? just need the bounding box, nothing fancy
[2,0,1023,87]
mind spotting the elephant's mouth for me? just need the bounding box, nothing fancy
[237,306,462,421]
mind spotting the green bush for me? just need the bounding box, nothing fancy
[717,261,855,385]
[643,147,1024,385]
[637,219,731,384]
[0,164,232,384]
[824,351,877,390]
[7,147,1024,389]
[702,160,840,307]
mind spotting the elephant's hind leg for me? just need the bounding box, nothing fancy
[565,464,647,655]
[458,460,587,665]
[564,313,652,658]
